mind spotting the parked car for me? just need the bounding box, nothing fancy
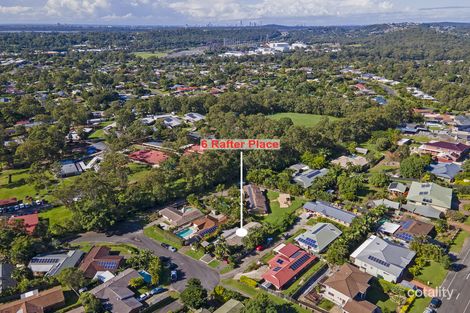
[171,270,178,282]
[168,245,177,252]
[149,287,165,295]
[138,292,150,301]
[429,298,442,309]
[255,245,264,251]
[161,243,169,249]
[423,308,435,313]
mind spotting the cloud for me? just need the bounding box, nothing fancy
[0,5,32,14]
[168,0,394,21]
[45,0,109,16]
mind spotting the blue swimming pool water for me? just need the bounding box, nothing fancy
[176,228,194,238]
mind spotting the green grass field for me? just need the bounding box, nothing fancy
[267,113,340,127]
[450,230,470,253]
[0,168,43,200]
[133,51,168,59]
[39,205,72,228]
[263,191,304,227]
[409,297,431,313]
[415,260,448,287]
[143,226,183,249]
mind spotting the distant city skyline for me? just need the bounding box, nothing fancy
[0,0,470,26]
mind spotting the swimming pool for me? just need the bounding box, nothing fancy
[176,228,194,239]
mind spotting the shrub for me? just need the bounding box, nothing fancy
[239,276,258,288]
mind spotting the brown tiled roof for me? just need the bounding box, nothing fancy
[343,299,377,313]
[0,286,64,313]
[159,207,204,227]
[323,264,372,298]
[79,246,123,278]
[396,218,434,237]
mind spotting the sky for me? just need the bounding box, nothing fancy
[0,0,470,26]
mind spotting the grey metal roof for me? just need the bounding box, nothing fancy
[351,235,415,278]
[295,222,342,253]
[371,199,401,210]
[304,201,356,224]
[293,168,328,188]
[428,163,461,180]
[406,182,452,210]
[388,182,407,193]
[402,203,443,219]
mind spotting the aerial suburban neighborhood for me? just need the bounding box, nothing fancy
[1,4,470,313]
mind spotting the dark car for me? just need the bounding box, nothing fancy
[430,298,442,309]
[161,243,170,249]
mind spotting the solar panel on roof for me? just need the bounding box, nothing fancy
[396,232,414,242]
[401,220,413,230]
[368,255,390,267]
[306,170,320,178]
[290,254,310,271]
[276,259,284,265]
[298,238,318,248]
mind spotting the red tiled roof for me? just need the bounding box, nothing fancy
[79,246,124,278]
[9,213,39,234]
[129,150,169,165]
[262,244,316,289]
[424,141,469,153]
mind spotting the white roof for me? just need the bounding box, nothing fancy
[378,222,401,235]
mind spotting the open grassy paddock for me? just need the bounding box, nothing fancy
[267,113,340,127]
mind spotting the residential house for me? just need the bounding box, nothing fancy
[262,243,316,289]
[192,213,227,238]
[428,162,461,181]
[369,199,401,210]
[331,155,369,169]
[9,213,39,234]
[0,263,16,293]
[453,115,470,131]
[398,123,428,134]
[159,207,204,228]
[0,198,19,208]
[0,286,65,313]
[221,221,262,246]
[213,299,245,313]
[293,168,329,188]
[387,182,407,196]
[323,264,378,313]
[59,162,84,177]
[183,144,205,156]
[377,222,401,236]
[418,141,469,162]
[288,163,310,176]
[28,250,84,276]
[295,223,342,253]
[128,150,169,167]
[393,218,435,243]
[79,246,124,279]
[350,235,416,283]
[89,268,143,313]
[304,201,357,226]
[184,113,205,123]
[406,182,453,212]
[243,184,269,215]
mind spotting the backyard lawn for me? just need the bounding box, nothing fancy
[143,225,183,249]
[415,260,448,287]
[366,280,398,313]
[185,248,205,260]
[263,191,304,227]
[267,113,340,128]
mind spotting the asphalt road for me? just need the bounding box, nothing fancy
[71,229,220,292]
[439,239,470,313]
